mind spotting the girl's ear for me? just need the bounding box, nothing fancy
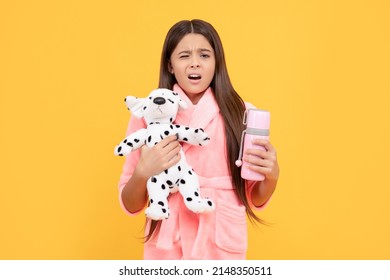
[168,61,174,74]
[124,96,145,118]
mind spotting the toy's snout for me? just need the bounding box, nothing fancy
[153,97,166,105]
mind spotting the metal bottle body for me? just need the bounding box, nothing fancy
[236,109,271,181]
[240,132,269,181]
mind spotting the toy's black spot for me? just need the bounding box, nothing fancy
[127,142,133,147]
[158,201,164,206]
[161,184,166,190]
[183,137,188,141]
[188,170,193,175]
[148,136,151,143]
[208,201,213,206]
[143,106,146,110]
[168,99,174,104]
[134,139,140,143]
[170,125,173,129]
[175,125,180,128]
[195,129,199,133]
[180,179,186,184]
[124,139,127,143]
[151,177,157,183]
[185,127,189,130]
[164,131,169,135]
[178,166,181,171]
[150,199,154,204]
[162,208,166,213]
[186,197,193,202]
[166,180,173,186]
[117,146,122,153]
[164,169,168,174]
[170,118,173,122]
[194,191,199,197]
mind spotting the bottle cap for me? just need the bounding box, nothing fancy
[245,109,270,130]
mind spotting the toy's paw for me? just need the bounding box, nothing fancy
[185,197,215,213]
[194,128,210,146]
[145,204,170,220]
[114,142,132,156]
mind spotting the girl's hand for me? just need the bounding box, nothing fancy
[135,135,182,179]
[243,139,279,182]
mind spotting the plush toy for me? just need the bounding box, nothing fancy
[114,88,215,220]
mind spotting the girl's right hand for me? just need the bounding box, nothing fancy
[135,135,182,179]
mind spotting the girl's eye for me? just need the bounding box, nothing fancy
[201,54,210,58]
[179,55,189,59]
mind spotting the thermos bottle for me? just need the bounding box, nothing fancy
[235,109,270,181]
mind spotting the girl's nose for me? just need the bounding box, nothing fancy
[190,58,200,68]
[190,64,200,69]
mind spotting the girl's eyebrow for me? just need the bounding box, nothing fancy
[177,48,212,55]
[177,50,191,55]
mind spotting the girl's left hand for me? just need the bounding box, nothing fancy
[243,139,279,181]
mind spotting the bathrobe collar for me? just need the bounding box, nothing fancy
[173,84,220,130]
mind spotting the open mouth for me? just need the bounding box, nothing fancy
[188,74,201,80]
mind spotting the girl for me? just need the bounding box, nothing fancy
[118,19,279,260]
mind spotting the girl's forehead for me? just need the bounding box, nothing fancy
[174,33,213,52]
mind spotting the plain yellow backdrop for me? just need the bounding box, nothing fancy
[1,0,389,259]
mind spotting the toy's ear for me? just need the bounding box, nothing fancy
[124,96,145,118]
[171,90,187,110]
[178,97,188,110]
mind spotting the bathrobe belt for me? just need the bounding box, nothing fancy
[156,176,234,259]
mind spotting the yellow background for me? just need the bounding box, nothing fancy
[1,0,389,259]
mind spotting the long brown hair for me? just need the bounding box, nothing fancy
[146,19,263,241]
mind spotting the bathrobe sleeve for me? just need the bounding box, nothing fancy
[246,181,271,210]
[118,116,146,216]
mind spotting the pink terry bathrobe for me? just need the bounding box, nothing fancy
[118,84,271,260]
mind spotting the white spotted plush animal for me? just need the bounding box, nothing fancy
[114,88,215,220]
